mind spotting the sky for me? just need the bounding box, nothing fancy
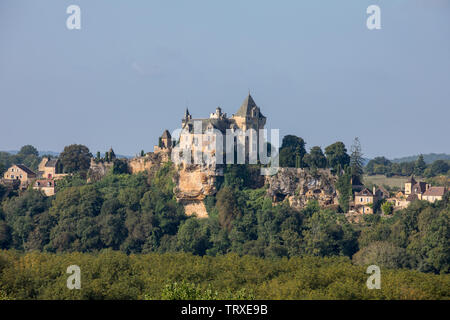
[0,0,449,158]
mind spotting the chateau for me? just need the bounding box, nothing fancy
[153,93,268,169]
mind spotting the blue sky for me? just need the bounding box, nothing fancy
[0,0,449,158]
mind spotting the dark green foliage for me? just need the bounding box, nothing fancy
[355,196,450,274]
[414,154,427,176]
[59,144,92,174]
[335,170,352,213]
[324,142,350,173]
[0,160,448,276]
[279,135,307,168]
[18,145,39,157]
[216,186,241,231]
[303,146,327,169]
[112,159,129,174]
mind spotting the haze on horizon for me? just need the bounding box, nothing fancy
[0,0,449,159]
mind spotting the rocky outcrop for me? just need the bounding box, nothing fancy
[265,168,338,210]
[87,160,114,183]
[173,164,217,218]
[128,153,165,175]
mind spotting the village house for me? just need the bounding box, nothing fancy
[422,186,447,203]
[352,186,389,214]
[33,179,56,196]
[386,176,447,211]
[38,157,67,180]
[2,164,36,188]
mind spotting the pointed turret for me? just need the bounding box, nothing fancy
[235,94,257,117]
[184,108,191,120]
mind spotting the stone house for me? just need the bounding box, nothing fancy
[33,179,56,196]
[422,186,447,203]
[354,188,376,214]
[38,157,67,180]
[3,164,36,188]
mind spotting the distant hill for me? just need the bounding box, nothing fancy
[391,153,450,164]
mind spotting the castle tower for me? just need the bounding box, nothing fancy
[161,130,172,149]
[231,94,267,161]
[404,176,417,195]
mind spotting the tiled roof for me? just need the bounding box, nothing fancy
[15,164,36,175]
[355,188,373,196]
[423,187,446,197]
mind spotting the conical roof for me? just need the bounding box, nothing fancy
[235,94,257,117]
[161,130,171,139]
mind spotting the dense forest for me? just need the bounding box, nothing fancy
[0,141,449,300]
[1,251,449,300]
[1,161,449,272]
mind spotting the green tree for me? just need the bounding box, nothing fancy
[324,142,350,173]
[414,154,427,176]
[17,145,39,157]
[335,170,352,213]
[112,159,129,174]
[381,201,394,215]
[279,135,307,168]
[216,186,241,231]
[303,146,327,169]
[349,137,364,182]
[59,144,92,174]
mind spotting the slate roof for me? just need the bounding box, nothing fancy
[45,159,58,168]
[235,94,265,119]
[162,130,171,139]
[15,164,36,176]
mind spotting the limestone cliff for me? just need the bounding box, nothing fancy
[128,153,166,175]
[265,168,338,210]
[172,164,217,218]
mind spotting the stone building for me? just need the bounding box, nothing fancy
[33,179,56,196]
[38,157,67,180]
[3,164,36,188]
[176,94,267,167]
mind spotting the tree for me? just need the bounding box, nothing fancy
[414,154,426,176]
[381,201,394,215]
[279,135,307,168]
[216,186,241,231]
[112,159,129,174]
[349,137,364,182]
[335,170,352,213]
[17,145,39,157]
[353,241,412,269]
[59,144,92,173]
[428,160,449,177]
[303,146,327,169]
[365,157,392,176]
[324,142,350,173]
